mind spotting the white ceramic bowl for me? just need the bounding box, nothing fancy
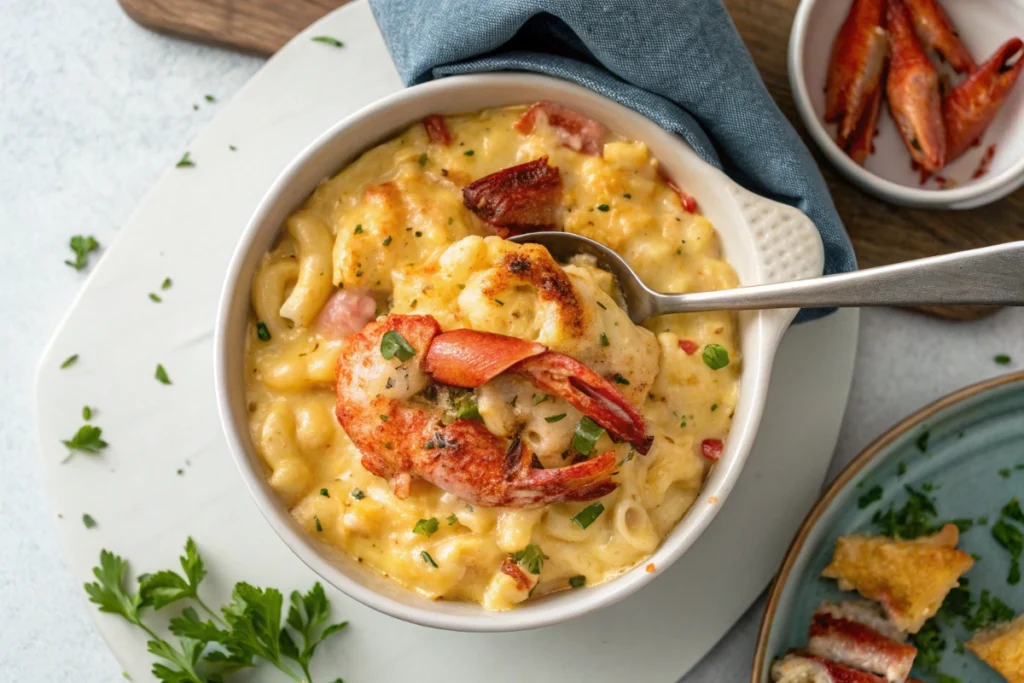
[215,73,825,631]
[789,0,1024,209]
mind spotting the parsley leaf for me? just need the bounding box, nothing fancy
[569,575,586,588]
[910,619,945,672]
[139,538,209,612]
[994,354,1011,365]
[413,518,439,536]
[62,424,108,456]
[60,354,79,369]
[65,235,100,270]
[282,583,349,683]
[175,152,195,168]
[511,544,547,574]
[256,321,271,341]
[1002,498,1024,524]
[571,502,605,529]
[84,550,145,627]
[380,330,415,362]
[83,513,97,528]
[857,485,884,509]
[702,344,729,370]
[311,35,344,47]
[571,416,605,456]
[447,514,458,525]
[421,551,438,568]
[155,364,172,385]
[161,277,173,290]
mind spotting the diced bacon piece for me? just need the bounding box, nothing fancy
[679,339,699,355]
[771,651,888,683]
[514,101,608,155]
[661,172,698,213]
[701,438,723,461]
[423,114,451,146]
[313,289,377,339]
[462,157,563,237]
[808,602,917,683]
[499,556,535,592]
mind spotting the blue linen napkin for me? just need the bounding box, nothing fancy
[369,0,857,322]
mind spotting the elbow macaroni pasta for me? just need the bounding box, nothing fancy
[244,105,741,609]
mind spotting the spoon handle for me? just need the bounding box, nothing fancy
[651,241,1024,313]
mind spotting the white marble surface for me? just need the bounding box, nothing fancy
[2,0,1022,680]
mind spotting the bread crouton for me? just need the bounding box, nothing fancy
[967,611,1024,683]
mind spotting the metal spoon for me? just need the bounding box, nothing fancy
[508,232,1024,324]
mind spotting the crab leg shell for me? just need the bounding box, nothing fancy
[845,82,884,165]
[512,352,647,447]
[886,0,947,172]
[944,38,1024,162]
[903,0,975,74]
[825,0,889,147]
[424,329,546,388]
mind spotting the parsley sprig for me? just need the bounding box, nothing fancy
[65,235,100,271]
[84,538,348,683]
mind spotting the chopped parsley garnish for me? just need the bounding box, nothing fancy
[872,485,940,539]
[545,413,567,423]
[414,231,422,237]
[451,390,481,421]
[314,515,323,532]
[382,236,392,246]
[994,354,1011,365]
[964,588,1015,631]
[916,428,930,452]
[229,144,237,151]
[710,403,718,412]
[351,489,365,500]
[353,225,363,234]
[65,235,100,270]
[379,414,389,422]
[600,332,609,346]
[511,544,546,574]
[204,94,215,102]
[320,488,329,498]
[533,393,549,405]
[1003,498,1024,524]
[911,619,945,672]
[161,277,172,290]
[256,321,271,341]
[857,485,884,509]
[421,551,438,568]
[623,193,632,199]
[155,364,171,385]
[992,517,1022,584]
[447,514,457,525]
[148,293,162,303]
[311,35,344,47]
[61,354,79,369]
[418,153,428,166]
[702,344,729,370]
[613,374,629,385]
[571,416,605,456]
[937,674,962,683]
[897,461,907,476]
[175,152,195,168]
[82,406,92,420]
[571,502,605,529]
[380,330,415,362]
[596,301,607,310]
[1000,468,1012,478]
[568,575,586,588]
[413,518,439,536]
[463,150,474,156]
[82,513,97,529]
[494,299,504,306]
[62,425,108,456]
[597,204,610,212]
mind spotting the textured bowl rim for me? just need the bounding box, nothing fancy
[215,72,815,631]
[788,0,1024,209]
[750,369,1024,681]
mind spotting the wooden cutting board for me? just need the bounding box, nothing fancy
[117,0,1023,320]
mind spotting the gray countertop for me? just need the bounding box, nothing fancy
[2,0,1022,680]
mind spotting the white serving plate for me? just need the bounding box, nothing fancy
[34,1,859,680]
[789,0,1024,208]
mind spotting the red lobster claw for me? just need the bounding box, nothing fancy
[903,0,975,74]
[825,0,889,153]
[944,38,1024,162]
[886,0,947,172]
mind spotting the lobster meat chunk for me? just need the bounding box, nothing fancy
[944,38,1024,162]
[886,0,947,172]
[514,101,608,155]
[314,289,377,339]
[771,652,888,683]
[462,157,563,237]
[903,0,974,74]
[825,0,889,152]
[335,315,645,507]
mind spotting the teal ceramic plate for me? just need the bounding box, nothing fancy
[752,371,1024,683]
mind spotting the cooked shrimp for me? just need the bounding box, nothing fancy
[334,314,647,507]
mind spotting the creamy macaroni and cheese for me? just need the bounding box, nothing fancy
[245,104,741,609]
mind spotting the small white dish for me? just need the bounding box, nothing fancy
[789,0,1024,209]
[215,73,825,631]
